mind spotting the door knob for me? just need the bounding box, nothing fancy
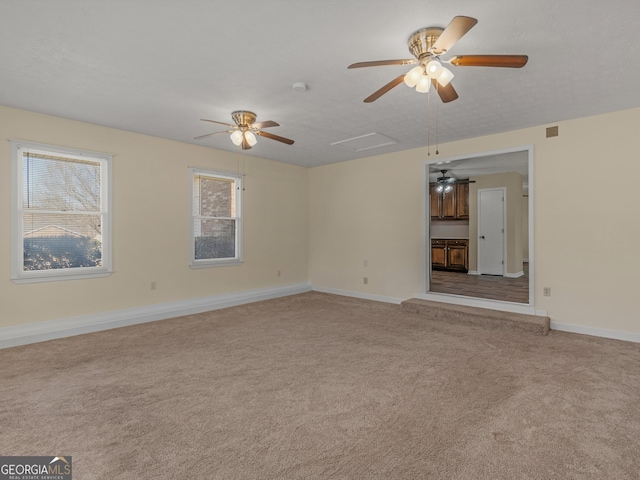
[480,235,485,239]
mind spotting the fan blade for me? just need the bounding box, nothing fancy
[348,59,417,69]
[363,74,406,103]
[201,118,236,128]
[194,130,232,140]
[432,79,458,103]
[241,136,252,150]
[253,120,279,129]
[432,16,478,54]
[256,130,295,145]
[449,55,528,68]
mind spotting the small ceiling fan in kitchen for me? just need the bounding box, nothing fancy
[348,15,528,103]
[432,169,475,193]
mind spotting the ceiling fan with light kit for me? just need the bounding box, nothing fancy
[194,110,295,150]
[432,169,475,193]
[348,16,528,103]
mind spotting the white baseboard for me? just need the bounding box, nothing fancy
[0,283,312,349]
[505,271,525,278]
[550,321,640,344]
[5,282,638,349]
[467,271,524,278]
[312,285,403,305]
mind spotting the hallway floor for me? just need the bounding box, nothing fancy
[430,264,529,304]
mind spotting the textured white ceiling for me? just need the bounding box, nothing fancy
[2,0,639,167]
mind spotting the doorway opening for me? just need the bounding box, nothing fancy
[422,146,534,313]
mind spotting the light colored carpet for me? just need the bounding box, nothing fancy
[1,292,639,479]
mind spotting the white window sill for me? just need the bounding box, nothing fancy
[190,259,243,269]
[12,271,113,284]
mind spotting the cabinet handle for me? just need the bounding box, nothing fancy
[480,236,485,239]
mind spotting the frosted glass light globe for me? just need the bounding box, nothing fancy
[230,130,243,145]
[404,66,423,87]
[244,131,257,147]
[416,74,431,93]
[426,60,443,79]
[436,67,454,87]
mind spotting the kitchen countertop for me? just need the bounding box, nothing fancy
[431,236,469,240]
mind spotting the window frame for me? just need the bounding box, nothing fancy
[10,140,113,283]
[189,167,243,268]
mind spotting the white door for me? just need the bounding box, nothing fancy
[478,188,505,275]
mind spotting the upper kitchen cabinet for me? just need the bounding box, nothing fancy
[430,182,469,220]
[455,183,469,219]
[429,184,441,218]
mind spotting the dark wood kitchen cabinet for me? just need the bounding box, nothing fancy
[431,239,447,269]
[430,183,469,220]
[431,238,468,272]
[455,183,469,219]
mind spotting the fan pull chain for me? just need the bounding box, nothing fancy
[435,84,439,155]
[427,89,431,156]
[236,150,246,191]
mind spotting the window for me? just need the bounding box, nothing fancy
[190,168,242,267]
[11,140,112,283]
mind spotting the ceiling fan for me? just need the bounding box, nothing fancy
[433,169,475,193]
[194,110,294,150]
[348,16,528,103]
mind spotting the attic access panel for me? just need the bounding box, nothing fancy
[331,132,398,152]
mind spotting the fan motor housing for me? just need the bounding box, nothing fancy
[408,27,444,59]
[231,110,256,127]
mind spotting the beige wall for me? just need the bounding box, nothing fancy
[309,107,640,334]
[308,151,426,298]
[468,172,524,275]
[3,105,640,337]
[0,106,309,328]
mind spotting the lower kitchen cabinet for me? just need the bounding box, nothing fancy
[431,241,447,268]
[431,238,468,272]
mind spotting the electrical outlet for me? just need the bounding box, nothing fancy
[363,260,368,268]
[363,277,368,285]
[151,281,157,290]
[543,287,551,297]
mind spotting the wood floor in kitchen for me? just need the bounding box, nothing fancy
[429,263,529,304]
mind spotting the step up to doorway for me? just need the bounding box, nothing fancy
[400,298,550,336]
